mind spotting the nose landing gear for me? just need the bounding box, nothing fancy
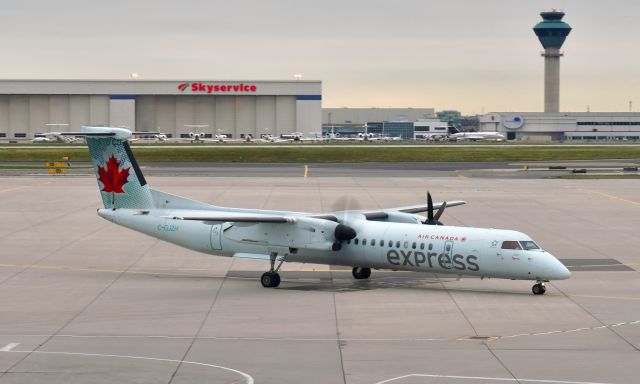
[532,282,547,295]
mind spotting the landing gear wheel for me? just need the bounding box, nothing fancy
[352,267,371,280]
[261,272,281,288]
[532,283,546,295]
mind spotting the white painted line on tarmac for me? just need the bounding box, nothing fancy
[610,322,625,327]
[533,330,562,336]
[0,343,19,351]
[375,373,614,384]
[1,349,253,384]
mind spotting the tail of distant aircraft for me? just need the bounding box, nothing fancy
[83,127,155,209]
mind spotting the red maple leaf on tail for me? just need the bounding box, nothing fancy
[98,155,130,193]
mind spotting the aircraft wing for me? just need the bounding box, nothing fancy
[167,213,297,223]
[354,200,466,217]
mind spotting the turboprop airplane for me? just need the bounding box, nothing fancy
[77,126,570,295]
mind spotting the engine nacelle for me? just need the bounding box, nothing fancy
[334,223,357,241]
[371,212,423,224]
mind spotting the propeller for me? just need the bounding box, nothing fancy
[330,196,360,251]
[424,191,446,225]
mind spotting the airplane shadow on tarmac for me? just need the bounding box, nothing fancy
[273,273,532,296]
[147,270,532,296]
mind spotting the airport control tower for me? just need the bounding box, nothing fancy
[533,10,572,113]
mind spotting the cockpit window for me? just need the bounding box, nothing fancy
[501,241,521,250]
[519,241,540,250]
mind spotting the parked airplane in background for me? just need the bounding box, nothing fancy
[32,132,80,143]
[449,131,506,142]
[259,134,290,143]
[175,132,232,143]
[75,127,569,295]
[128,133,169,143]
[278,132,329,142]
[150,133,169,142]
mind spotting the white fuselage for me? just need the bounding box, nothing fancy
[99,208,570,282]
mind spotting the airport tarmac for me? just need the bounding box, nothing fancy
[1,159,639,178]
[0,175,639,384]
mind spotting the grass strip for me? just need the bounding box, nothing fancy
[0,146,639,163]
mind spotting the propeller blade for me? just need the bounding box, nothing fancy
[427,192,434,223]
[434,201,447,222]
[331,195,361,213]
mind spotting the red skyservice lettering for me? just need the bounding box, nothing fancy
[186,83,257,94]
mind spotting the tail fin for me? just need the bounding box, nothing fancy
[83,127,155,209]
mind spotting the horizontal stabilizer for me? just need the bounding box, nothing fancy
[61,132,116,137]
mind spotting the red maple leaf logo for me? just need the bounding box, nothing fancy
[98,155,130,193]
[178,82,189,91]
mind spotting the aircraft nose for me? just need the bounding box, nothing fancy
[546,254,571,280]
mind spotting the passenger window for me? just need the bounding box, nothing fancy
[388,240,393,247]
[396,241,400,248]
[347,239,351,244]
[412,242,416,249]
[420,243,425,250]
[371,239,376,246]
[501,241,521,250]
[404,241,408,249]
[354,238,359,245]
[380,240,384,247]
[428,243,433,250]
[363,239,367,246]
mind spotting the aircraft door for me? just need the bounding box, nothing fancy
[210,224,223,250]
[440,240,454,270]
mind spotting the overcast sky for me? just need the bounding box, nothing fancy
[1,0,638,114]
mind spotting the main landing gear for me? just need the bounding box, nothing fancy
[261,252,285,288]
[532,281,547,295]
[352,267,371,280]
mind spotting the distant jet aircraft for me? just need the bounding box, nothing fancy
[32,132,79,143]
[449,131,506,142]
[75,126,569,295]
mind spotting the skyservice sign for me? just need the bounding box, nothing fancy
[178,82,257,94]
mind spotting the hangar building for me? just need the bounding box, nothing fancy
[0,80,322,139]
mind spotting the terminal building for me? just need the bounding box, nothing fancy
[0,80,322,139]
[323,108,435,125]
[479,112,640,141]
[322,107,447,139]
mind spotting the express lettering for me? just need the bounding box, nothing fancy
[387,250,479,271]
[189,82,257,94]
